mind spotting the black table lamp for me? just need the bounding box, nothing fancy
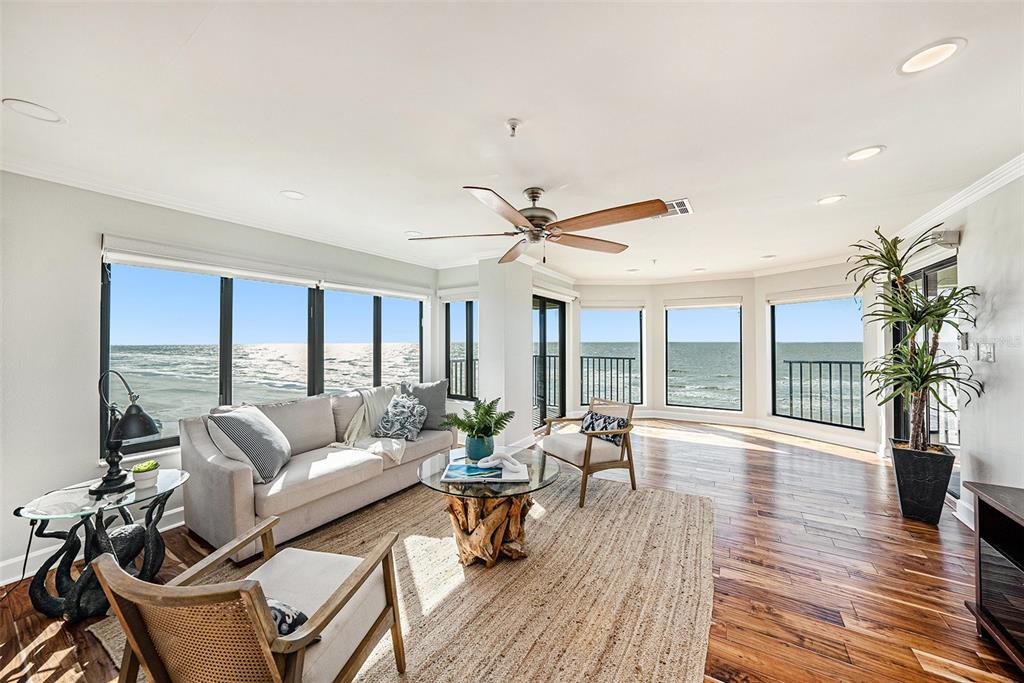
[91,370,160,496]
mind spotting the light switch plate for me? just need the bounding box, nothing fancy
[978,343,995,362]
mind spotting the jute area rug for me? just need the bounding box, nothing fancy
[89,474,714,682]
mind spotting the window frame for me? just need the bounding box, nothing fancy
[445,300,476,400]
[101,264,424,456]
[578,307,644,406]
[769,297,865,431]
[664,305,743,412]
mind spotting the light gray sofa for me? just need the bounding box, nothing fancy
[181,393,454,561]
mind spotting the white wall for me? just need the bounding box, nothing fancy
[0,172,436,578]
[953,178,1024,524]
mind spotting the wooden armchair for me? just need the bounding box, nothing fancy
[92,517,405,683]
[541,398,637,508]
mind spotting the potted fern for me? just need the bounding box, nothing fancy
[848,226,982,524]
[441,398,516,462]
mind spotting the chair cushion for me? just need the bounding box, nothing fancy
[401,379,448,430]
[373,393,427,440]
[541,430,622,466]
[257,395,336,454]
[254,447,384,517]
[581,410,628,446]
[208,406,292,484]
[383,429,454,470]
[245,548,387,683]
[331,391,364,441]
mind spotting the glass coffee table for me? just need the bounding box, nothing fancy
[418,445,559,567]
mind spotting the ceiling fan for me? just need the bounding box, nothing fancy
[409,186,668,263]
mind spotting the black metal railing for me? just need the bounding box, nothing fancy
[533,353,560,413]
[580,355,638,404]
[448,358,478,398]
[775,360,864,429]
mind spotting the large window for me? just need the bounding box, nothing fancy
[105,264,220,450]
[446,300,478,399]
[232,278,309,405]
[580,308,642,404]
[380,296,422,386]
[101,263,424,454]
[665,306,742,410]
[323,290,374,391]
[771,297,863,429]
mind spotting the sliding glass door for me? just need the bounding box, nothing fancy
[532,296,566,428]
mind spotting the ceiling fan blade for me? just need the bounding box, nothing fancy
[548,233,628,254]
[547,199,668,233]
[464,186,533,229]
[499,239,529,263]
[409,232,518,240]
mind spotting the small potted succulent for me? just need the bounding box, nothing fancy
[131,459,161,488]
[441,398,515,461]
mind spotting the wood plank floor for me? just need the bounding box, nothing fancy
[1,419,1019,682]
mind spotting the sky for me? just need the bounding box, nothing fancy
[110,265,863,346]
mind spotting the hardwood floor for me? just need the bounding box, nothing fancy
[1,419,1019,682]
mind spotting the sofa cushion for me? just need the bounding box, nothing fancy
[384,429,454,470]
[373,393,427,440]
[207,406,292,484]
[245,548,385,683]
[257,395,336,454]
[254,446,384,517]
[400,379,448,430]
[331,391,364,441]
[540,430,622,466]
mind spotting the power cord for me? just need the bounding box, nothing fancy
[0,514,37,603]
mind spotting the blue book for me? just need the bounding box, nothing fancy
[440,463,528,483]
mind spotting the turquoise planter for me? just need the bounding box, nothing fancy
[465,436,494,462]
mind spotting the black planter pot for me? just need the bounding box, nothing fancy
[889,438,955,525]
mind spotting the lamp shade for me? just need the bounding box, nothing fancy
[110,403,160,441]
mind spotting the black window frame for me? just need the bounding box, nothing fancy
[101,264,424,456]
[770,297,865,431]
[578,307,644,406]
[445,300,476,400]
[664,305,743,412]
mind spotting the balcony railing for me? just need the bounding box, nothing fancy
[580,355,638,404]
[448,358,478,398]
[775,360,864,429]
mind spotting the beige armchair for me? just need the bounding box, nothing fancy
[92,517,405,683]
[541,398,637,508]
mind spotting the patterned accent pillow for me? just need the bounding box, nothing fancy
[208,406,292,484]
[580,410,628,446]
[266,598,320,642]
[373,393,428,441]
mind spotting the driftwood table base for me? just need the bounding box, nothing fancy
[444,494,533,567]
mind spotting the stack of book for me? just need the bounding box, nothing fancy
[440,462,529,483]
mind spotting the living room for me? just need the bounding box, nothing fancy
[2,3,1023,682]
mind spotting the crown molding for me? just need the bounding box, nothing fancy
[897,152,1024,239]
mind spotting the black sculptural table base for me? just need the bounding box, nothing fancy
[28,489,174,623]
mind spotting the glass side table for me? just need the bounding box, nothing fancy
[13,468,188,622]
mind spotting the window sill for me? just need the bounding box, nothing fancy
[97,445,181,469]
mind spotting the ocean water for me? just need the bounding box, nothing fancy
[112,340,865,444]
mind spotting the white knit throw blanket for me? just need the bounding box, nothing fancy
[338,385,407,465]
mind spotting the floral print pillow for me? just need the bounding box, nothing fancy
[374,393,428,441]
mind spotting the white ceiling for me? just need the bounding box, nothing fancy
[3,2,1022,282]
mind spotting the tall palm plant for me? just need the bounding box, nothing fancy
[848,226,982,453]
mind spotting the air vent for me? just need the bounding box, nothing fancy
[654,197,692,218]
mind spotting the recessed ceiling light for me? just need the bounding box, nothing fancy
[404,230,423,238]
[626,268,640,273]
[2,98,65,123]
[760,254,777,260]
[280,190,305,200]
[845,145,886,161]
[899,38,966,74]
[817,194,847,205]
[692,267,707,272]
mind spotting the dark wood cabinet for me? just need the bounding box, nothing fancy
[964,481,1024,673]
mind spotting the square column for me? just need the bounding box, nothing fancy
[477,258,533,445]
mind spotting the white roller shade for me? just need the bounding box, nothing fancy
[765,285,857,305]
[664,295,742,309]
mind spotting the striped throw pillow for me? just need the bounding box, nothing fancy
[208,406,292,483]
